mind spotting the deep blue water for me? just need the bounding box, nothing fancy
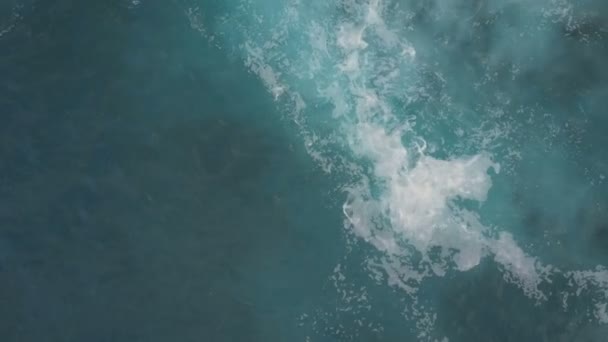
[1,1,608,341]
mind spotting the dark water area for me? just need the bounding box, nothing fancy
[0,2,344,341]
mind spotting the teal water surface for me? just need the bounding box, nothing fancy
[1,0,608,341]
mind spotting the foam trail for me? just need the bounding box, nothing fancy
[183,0,608,337]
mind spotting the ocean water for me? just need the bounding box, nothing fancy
[1,0,608,341]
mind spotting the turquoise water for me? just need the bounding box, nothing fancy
[1,0,608,341]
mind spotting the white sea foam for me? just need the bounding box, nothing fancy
[187,0,608,335]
